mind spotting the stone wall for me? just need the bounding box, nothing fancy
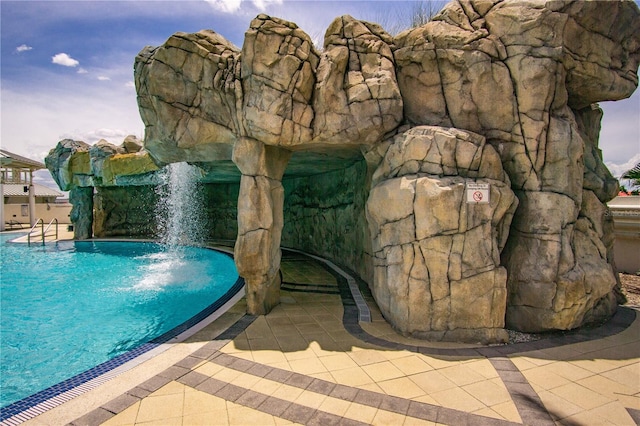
[94,186,160,238]
[200,182,240,241]
[281,158,372,282]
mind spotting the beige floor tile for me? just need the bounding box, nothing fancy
[194,361,225,377]
[577,374,637,400]
[227,405,277,425]
[317,395,352,417]
[181,409,230,426]
[410,370,457,394]
[183,390,228,415]
[344,402,379,424]
[371,408,408,425]
[410,394,438,406]
[587,400,639,425]
[309,371,336,382]
[508,356,539,371]
[421,356,461,370]
[379,349,415,361]
[319,352,358,371]
[293,390,328,409]
[271,383,305,401]
[359,382,385,394]
[462,378,511,406]
[490,400,521,423]
[389,355,433,376]
[537,389,584,421]
[288,356,328,375]
[101,401,140,426]
[515,353,554,366]
[602,364,640,392]
[211,366,244,383]
[252,378,283,396]
[283,348,317,362]
[152,380,189,396]
[330,366,374,387]
[521,365,572,390]
[402,417,437,426]
[136,416,182,426]
[251,349,289,365]
[362,361,406,382]
[269,361,294,372]
[549,382,613,410]
[230,371,262,389]
[438,363,487,386]
[377,377,426,399]
[544,361,594,381]
[471,407,503,420]
[461,359,499,379]
[566,358,621,374]
[430,387,485,413]
[135,392,184,424]
[617,393,640,410]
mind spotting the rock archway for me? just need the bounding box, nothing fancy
[47,0,640,342]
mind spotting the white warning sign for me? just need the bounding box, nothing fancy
[466,183,490,204]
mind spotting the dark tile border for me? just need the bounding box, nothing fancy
[0,245,245,425]
[314,253,637,358]
[44,249,640,426]
[206,351,518,426]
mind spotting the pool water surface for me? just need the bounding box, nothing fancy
[0,235,239,408]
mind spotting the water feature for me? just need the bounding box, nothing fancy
[155,162,206,246]
[0,236,240,409]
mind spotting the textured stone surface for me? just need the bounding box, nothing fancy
[69,187,93,240]
[367,126,517,343]
[393,0,639,331]
[47,1,640,336]
[94,186,159,237]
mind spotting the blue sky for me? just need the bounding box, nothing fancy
[1,0,639,187]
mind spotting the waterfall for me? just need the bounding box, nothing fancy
[156,162,205,247]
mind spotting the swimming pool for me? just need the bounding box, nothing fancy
[0,234,241,411]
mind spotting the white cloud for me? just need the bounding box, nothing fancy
[204,0,242,13]
[252,0,282,10]
[52,53,80,67]
[125,81,135,88]
[203,0,281,13]
[77,68,88,74]
[97,76,111,81]
[16,44,33,53]
[606,153,640,179]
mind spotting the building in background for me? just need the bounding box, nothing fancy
[1,149,71,230]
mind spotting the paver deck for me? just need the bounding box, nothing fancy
[8,248,640,426]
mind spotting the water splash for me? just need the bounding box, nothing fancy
[155,162,205,247]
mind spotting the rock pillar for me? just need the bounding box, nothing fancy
[232,137,291,315]
[69,187,94,239]
[366,126,518,343]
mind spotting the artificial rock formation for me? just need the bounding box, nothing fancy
[134,13,404,316]
[392,0,639,332]
[47,0,640,340]
[367,126,518,343]
[46,137,161,239]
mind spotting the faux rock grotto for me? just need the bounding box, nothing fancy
[46,0,640,343]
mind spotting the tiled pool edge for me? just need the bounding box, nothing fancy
[66,247,638,426]
[0,246,245,426]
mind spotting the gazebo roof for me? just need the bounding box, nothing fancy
[0,149,46,170]
[2,183,63,197]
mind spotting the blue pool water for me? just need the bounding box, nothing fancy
[0,234,239,408]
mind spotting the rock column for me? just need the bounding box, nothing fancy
[69,187,94,239]
[232,137,291,315]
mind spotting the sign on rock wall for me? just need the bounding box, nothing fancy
[466,183,490,204]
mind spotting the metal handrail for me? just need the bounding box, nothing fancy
[27,218,44,246]
[27,218,58,246]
